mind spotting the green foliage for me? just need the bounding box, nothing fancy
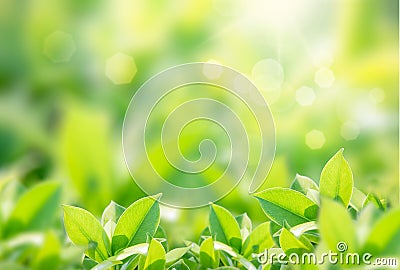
[254,188,319,227]
[242,222,273,259]
[1,148,393,269]
[319,148,353,206]
[0,180,81,269]
[142,238,166,270]
[111,194,161,254]
[318,198,357,252]
[63,205,110,262]
[200,237,219,269]
[62,195,163,270]
[3,181,61,237]
[209,204,242,252]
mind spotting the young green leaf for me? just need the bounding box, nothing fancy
[103,220,116,240]
[110,243,149,261]
[290,174,318,195]
[82,257,97,270]
[4,181,61,237]
[167,259,190,270]
[279,227,313,256]
[112,195,161,254]
[235,213,252,232]
[184,240,200,256]
[166,246,191,266]
[209,204,242,252]
[63,205,109,262]
[213,240,257,270]
[289,221,318,238]
[363,208,400,256]
[101,201,126,226]
[319,149,353,206]
[306,189,320,205]
[235,213,252,241]
[200,237,219,269]
[242,222,274,259]
[91,260,122,270]
[363,193,385,211]
[254,188,319,227]
[319,198,357,253]
[154,226,168,252]
[143,238,166,270]
[349,187,366,211]
[121,254,141,270]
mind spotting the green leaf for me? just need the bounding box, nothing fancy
[32,231,61,270]
[59,104,114,213]
[289,221,318,238]
[103,220,116,241]
[319,198,357,253]
[167,259,190,270]
[363,208,400,256]
[143,238,166,270]
[4,181,61,237]
[0,180,25,225]
[355,204,383,247]
[242,222,274,259]
[290,174,318,195]
[101,201,126,226]
[200,237,219,269]
[349,187,366,211]
[82,257,97,270]
[363,193,385,211]
[279,227,313,256]
[112,195,161,254]
[91,260,122,270]
[63,205,109,262]
[213,240,257,270]
[110,243,148,261]
[166,246,191,266]
[121,254,141,270]
[154,226,168,252]
[254,188,319,227]
[306,189,320,205]
[184,240,200,256]
[209,204,242,252]
[319,149,353,206]
[235,213,252,241]
[198,227,211,245]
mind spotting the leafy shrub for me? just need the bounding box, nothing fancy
[0,180,82,269]
[61,149,399,269]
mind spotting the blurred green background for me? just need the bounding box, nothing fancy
[0,0,398,255]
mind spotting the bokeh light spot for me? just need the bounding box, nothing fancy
[252,58,284,91]
[296,86,316,106]
[305,130,326,149]
[105,52,137,85]
[314,67,335,88]
[43,31,76,63]
[341,121,360,141]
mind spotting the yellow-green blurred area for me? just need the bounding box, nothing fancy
[0,0,398,249]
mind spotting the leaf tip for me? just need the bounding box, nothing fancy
[152,193,163,200]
